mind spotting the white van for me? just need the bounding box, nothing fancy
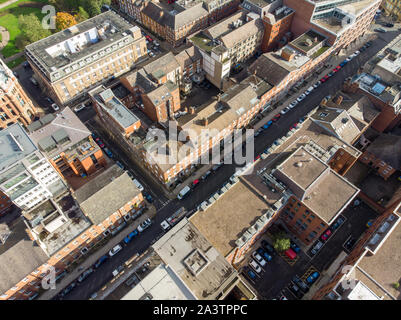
[177,185,191,200]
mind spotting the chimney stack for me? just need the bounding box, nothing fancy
[203,117,208,126]
[335,95,343,105]
[189,107,196,114]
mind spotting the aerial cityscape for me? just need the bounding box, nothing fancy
[0,0,401,305]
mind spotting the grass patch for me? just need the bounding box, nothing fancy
[6,54,25,68]
[0,0,48,58]
[312,46,330,59]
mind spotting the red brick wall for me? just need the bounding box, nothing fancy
[283,0,315,38]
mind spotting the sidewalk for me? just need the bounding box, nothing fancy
[38,203,157,300]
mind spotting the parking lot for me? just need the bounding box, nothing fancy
[240,198,379,300]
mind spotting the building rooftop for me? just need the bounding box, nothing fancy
[0,123,37,173]
[366,133,401,170]
[190,180,269,257]
[276,146,329,192]
[242,0,276,9]
[28,107,96,159]
[143,52,180,82]
[174,46,202,70]
[121,263,196,300]
[0,218,48,295]
[310,106,361,144]
[25,11,141,82]
[357,212,401,299]
[289,29,327,55]
[91,87,140,130]
[153,219,239,300]
[74,165,141,225]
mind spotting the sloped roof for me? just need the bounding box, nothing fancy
[220,18,264,49]
[75,165,141,225]
[366,134,401,170]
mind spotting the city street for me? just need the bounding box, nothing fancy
[55,30,394,300]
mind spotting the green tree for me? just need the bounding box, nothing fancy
[75,6,89,22]
[273,232,291,252]
[16,14,52,49]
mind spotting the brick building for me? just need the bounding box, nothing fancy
[25,11,147,106]
[0,165,144,300]
[0,191,12,216]
[274,146,359,245]
[117,0,150,24]
[27,108,106,181]
[382,0,401,21]
[0,58,37,129]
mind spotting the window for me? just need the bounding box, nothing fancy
[320,223,325,228]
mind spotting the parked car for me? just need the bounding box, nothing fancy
[321,229,332,242]
[384,22,394,27]
[137,218,152,232]
[104,148,113,158]
[330,216,345,231]
[257,247,272,262]
[60,282,77,297]
[375,28,386,33]
[115,161,124,169]
[192,179,200,189]
[94,255,109,268]
[290,122,299,130]
[310,240,323,255]
[45,97,54,104]
[290,240,301,253]
[288,101,298,109]
[272,113,281,122]
[263,120,273,129]
[143,192,153,203]
[201,170,212,180]
[145,35,153,42]
[284,248,297,260]
[252,251,267,267]
[243,266,257,280]
[13,71,19,78]
[212,163,223,171]
[124,229,139,244]
[344,237,356,251]
[30,77,38,86]
[51,103,60,112]
[261,240,276,256]
[249,259,262,273]
[297,94,306,102]
[112,265,124,277]
[306,271,320,285]
[305,86,314,94]
[292,275,309,293]
[73,103,86,113]
[133,178,144,191]
[288,282,304,299]
[77,268,94,283]
[23,61,30,68]
[108,244,123,257]
[313,81,321,89]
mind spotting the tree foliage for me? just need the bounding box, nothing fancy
[49,0,111,17]
[56,12,77,31]
[75,6,89,23]
[15,14,52,50]
[273,232,291,252]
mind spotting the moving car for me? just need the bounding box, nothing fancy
[143,192,153,203]
[108,244,123,257]
[51,103,60,112]
[306,271,320,285]
[137,218,152,232]
[252,251,267,267]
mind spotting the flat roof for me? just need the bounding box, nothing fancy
[276,146,329,191]
[302,168,359,223]
[190,180,269,257]
[153,219,239,300]
[93,87,140,129]
[0,123,37,173]
[75,165,141,225]
[357,214,401,299]
[290,29,326,54]
[121,264,196,300]
[25,11,140,80]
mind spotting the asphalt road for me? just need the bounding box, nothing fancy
[57,34,392,300]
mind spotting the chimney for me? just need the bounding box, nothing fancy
[281,48,294,61]
[203,117,208,126]
[189,107,196,114]
[335,95,343,105]
[314,37,318,43]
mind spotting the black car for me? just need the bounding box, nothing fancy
[59,282,77,298]
[344,237,356,251]
[292,275,309,294]
[261,240,276,256]
[384,23,394,27]
[288,283,304,299]
[23,61,30,69]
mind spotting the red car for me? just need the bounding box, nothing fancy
[254,155,261,162]
[192,179,200,188]
[320,75,329,83]
[321,229,332,241]
[145,35,153,42]
[272,113,281,122]
[290,122,298,130]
